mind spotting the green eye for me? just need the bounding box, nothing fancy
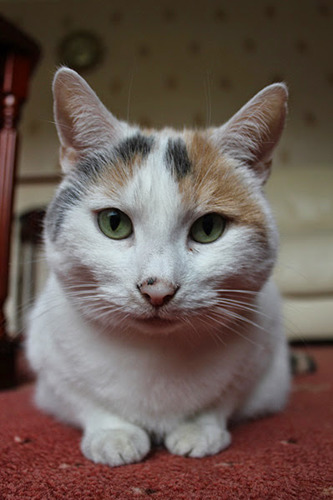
[190,213,226,244]
[97,208,133,240]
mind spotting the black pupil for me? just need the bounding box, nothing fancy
[202,214,214,236]
[110,211,121,231]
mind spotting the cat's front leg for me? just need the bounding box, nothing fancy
[81,411,150,467]
[165,411,231,458]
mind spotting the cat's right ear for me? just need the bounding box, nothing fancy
[211,83,288,185]
[53,67,126,173]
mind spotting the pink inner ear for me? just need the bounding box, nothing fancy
[59,146,79,173]
[53,67,126,172]
[212,83,288,183]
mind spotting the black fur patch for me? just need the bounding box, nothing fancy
[76,153,107,182]
[47,152,110,241]
[46,135,153,242]
[115,133,154,163]
[46,184,82,241]
[165,138,192,179]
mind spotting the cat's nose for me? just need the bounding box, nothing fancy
[138,278,179,307]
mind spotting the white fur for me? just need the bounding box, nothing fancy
[26,69,290,467]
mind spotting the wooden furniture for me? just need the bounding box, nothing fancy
[0,16,40,389]
[16,208,45,334]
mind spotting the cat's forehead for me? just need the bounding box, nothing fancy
[99,129,194,185]
[97,129,265,229]
[98,128,222,194]
[47,129,267,243]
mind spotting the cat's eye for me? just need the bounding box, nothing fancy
[190,213,226,244]
[97,208,133,240]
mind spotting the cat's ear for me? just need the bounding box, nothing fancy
[212,83,288,184]
[53,67,126,172]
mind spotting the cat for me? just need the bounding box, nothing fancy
[26,67,291,467]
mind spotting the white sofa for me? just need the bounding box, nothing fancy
[267,165,333,341]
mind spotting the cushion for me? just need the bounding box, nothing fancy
[275,232,333,296]
[266,165,333,234]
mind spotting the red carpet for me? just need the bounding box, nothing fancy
[0,346,332,499]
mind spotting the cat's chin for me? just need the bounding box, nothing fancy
[132,316,181,335]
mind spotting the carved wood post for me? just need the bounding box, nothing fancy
[0,17,40,389]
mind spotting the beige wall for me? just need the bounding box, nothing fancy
[1,0,333,187]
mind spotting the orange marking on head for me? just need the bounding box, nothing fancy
[100,133,155,195]
[100,153,143,195]
[180,131,266,231]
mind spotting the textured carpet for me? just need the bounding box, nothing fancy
[0,346,332,500]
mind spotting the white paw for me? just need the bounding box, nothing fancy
[81,426,150,466]
[165,422,231,458]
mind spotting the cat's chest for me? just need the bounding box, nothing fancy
[68,330,259,423]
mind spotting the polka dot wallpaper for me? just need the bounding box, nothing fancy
[1,0,333,176]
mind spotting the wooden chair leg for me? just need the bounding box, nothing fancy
[0,16,40,389]
[0,92,20,390]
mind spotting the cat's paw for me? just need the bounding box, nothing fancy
[81,426,150,467]
[165,422,231,458]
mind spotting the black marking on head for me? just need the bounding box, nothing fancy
[115,133,154,163]
[75,151,109,184]
[46,151,112,242]
[46,135,153,242]
[165,138,192,179]
[46,184,82,241]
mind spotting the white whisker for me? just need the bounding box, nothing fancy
[214,298,268,318]
[204,310,262,347]
[214,306,264,331]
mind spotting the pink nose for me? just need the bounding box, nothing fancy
[138,278,179,307]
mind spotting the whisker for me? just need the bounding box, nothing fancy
[213,306,264,331]
[214,298,268,318]
[204,71,212,127]
[194,315,227,347]
[204,310,262,347]
[215,289,258,296]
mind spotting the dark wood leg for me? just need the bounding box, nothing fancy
[0,79,20,389]
[0,18,40,387]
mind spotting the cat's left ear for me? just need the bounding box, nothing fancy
[53,67,126,173]
[211,83,288,184]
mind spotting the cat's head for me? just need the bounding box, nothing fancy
[45,67,287,336]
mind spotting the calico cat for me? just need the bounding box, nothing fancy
[26,67,291,467]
